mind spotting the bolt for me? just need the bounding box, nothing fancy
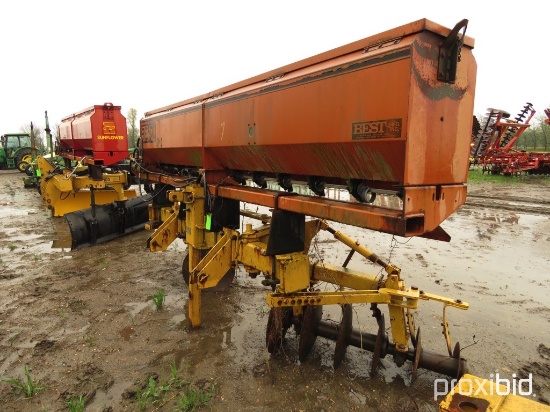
[419,290,425,295]
[455,299,462,304]
[411,286,418,291]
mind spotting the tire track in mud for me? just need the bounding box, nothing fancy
[466,194,550,215]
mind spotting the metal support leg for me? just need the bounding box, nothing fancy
[188,246,202,327]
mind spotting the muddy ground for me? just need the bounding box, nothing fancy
[0,169,549,411]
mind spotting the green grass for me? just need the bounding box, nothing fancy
[1,365,45,398]
[169,363,188,389]
[130,364,214,411]
[467,167,550,184]
[174,383,215,411]
[67,395,85,412]
[97,257,109,269]
[136,376,171,410]
[83,335,95,347]
[468,168,521,183]
[151,288,166,310]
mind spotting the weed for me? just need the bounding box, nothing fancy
[7,244,16,252]
[170,363,180,383]
[151,288,166,310]
[97,257,108,269]
[67,395,85,412]
[136,376,170,410]
[168,363,188,389]
[83,335,95,347]
[256,305,269,320]
[175,383,215,411]
[1,365,45,398]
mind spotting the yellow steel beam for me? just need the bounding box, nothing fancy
[313,262,382,290]
[194,230,236,289]
[266,289,419,309]
[147,209,180,251]
[37,156,136,216]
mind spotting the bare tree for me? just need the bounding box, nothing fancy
[127,108,139,149]
[20,122,45,152]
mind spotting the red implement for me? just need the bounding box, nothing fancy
[58,102,128,166]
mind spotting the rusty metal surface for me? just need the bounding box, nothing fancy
[333,304,352,368]
[138,19,476,238]
[445,393,490,412]
[209,184,466,237]
[141,19,475,188]
[298,305,323,362]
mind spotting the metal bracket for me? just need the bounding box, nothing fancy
[438,19,468,83]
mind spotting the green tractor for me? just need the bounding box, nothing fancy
[0,133,33,172]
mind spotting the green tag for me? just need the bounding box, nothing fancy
[205,213,212,230]
[36,169,42,177]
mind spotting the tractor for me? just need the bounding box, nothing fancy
[0,133,33,172]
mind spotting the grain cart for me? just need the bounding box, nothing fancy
[68,18,549,410]
[0,133,33,172]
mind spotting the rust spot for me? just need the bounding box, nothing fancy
[447,394,489,412]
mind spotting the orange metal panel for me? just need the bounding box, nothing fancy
[141,106,207,167]
[141,18,475,189]
[139,19,476,237]
[208,184,408,235]
[404,32,476,186]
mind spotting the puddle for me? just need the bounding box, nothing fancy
[124,301,151,318]
[86,380,133,411]
[169,313,186,328]
[0,206,40,217]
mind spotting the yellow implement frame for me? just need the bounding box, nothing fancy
[146,183,468,358]
[37,156,136,216]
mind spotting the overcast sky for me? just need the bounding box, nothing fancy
[1,1,548,136]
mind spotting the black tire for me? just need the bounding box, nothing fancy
[15,148,32,173]
[24,164,34,176]
[17,161,30,173]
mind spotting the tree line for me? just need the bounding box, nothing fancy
[513,114,550,151]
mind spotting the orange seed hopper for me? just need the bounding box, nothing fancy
[138,19,476,239]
